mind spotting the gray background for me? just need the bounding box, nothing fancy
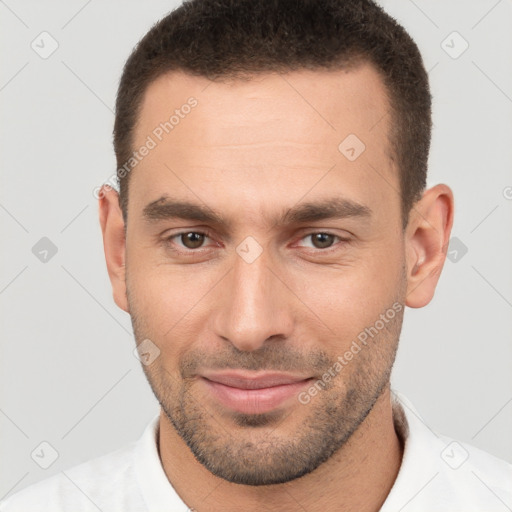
[1,0,511,499]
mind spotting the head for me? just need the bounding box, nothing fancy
[100,0,453,486]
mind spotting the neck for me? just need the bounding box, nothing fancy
[159,385,403,512]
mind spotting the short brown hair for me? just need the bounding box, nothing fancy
[114,0,431,228]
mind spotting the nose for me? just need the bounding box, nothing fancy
[212,247,294,352]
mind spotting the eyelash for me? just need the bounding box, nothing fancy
[163,230,349,255]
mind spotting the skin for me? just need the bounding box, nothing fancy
[99,63,454,511]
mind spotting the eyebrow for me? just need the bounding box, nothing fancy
[281,198,372,225]
[142,196,372,227]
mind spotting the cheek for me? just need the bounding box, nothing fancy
[126,255,220,338]
[294,246,404,343]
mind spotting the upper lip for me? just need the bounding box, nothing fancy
[200,371,312,390]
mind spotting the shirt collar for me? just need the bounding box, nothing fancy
[381,390,485,511]
[134,412,188,510]
[380,390,441,511]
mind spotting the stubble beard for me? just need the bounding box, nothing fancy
[127,284,404,485]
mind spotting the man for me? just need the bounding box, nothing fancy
[1,0,510,510]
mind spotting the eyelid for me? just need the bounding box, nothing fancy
[293,231,350,250]
[163,229,350,255]
[163,229,216,251]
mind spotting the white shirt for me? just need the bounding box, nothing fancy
[1,392,511,512]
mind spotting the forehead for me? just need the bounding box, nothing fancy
[135,63,391,147]
[129,64,399,227]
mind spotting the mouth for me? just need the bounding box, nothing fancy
[199,371,314,415]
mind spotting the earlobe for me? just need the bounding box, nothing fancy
[404,184,454,309]
[98,185,129,313]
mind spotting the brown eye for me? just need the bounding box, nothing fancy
[180,232,206,249]
[310,233,336,249]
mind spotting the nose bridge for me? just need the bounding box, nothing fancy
[213,246,293,352]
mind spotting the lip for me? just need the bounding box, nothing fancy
[199,371,313,415]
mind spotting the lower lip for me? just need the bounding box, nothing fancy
[201,378,311,415]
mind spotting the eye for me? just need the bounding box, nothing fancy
[297,232,344,250]
[168,231,211,250]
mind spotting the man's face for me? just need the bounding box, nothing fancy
[125,64,407,485]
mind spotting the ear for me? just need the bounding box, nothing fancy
[404,184,454,308]
[98,185,129,312]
